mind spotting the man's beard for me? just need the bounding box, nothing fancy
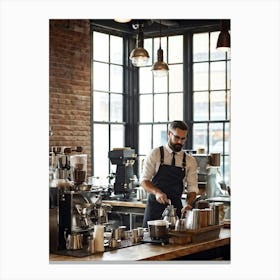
[168,140,183,152]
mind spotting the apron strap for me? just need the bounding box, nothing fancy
[160,146,187,169]
[159,146,164,165]
[182,152,186,169]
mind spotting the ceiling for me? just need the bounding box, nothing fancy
[90,19,228,37]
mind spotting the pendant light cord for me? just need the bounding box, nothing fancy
[159,19,162,49]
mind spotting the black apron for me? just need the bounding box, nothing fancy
[142,146,186,228]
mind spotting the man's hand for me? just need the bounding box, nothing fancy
[181,203,193,217]
[181,191,196,217]
[155,191,169,204]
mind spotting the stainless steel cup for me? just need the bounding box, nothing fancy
[132,229,139,243]
[137,227,144,240]
[185,210,193,229]
[123,230,130,240]
[66,233,83,250]
[192,209,200,229]
[118,226,127,240]
[175,219,186,231]
[124,230,133,245]
[109,238,118,249]
[210,203,220,225]
[112,228,121,241]
[87,236,95,253]
[205,208,214,225]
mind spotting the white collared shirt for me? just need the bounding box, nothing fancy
[140,144,199,193]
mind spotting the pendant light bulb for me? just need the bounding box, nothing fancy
[114,19,131,23]
[129,48,150,67]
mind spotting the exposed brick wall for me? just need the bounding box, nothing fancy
[49,19,92,174]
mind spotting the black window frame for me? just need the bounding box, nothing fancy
[90,21,230,183]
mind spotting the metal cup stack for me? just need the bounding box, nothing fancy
[185,207,217,229]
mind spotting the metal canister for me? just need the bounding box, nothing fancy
[123,230,131,240]
[137,227,144,240]
[118,226,127,240]
[175,219,186,231]
[205,208,214,226]
[112,228,122,241]
[215,202,225,223]
[109,238,119,249]
[199,209,208,228]
[184,210,192,229]
[210,203,220,225]
[87,235,95,254]
[192,209,200,229]
[132,229,139,243]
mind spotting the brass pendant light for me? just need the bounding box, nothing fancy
[129,23,150,67]
[152,20,169,77]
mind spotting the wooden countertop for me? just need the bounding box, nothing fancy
[206,196,231,203]
[49,228,230,262]
[102,199,146,208]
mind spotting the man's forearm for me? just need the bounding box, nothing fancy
[141,180,169,204]
[141,180,162,195]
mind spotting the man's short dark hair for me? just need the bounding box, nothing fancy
[168,120,189,131]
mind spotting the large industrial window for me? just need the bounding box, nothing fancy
[192,31,231,184]
[138,35,184,174]
[92,28,231,186]
[92,31,125,178]
[138,32,230,184]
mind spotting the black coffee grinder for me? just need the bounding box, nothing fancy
[108,148,137,200]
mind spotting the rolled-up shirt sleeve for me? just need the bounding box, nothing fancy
[140,148,159,183]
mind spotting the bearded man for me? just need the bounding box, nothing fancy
[141,120,198,227]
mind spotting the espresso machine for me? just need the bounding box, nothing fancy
[49,152,112,256]
[192,153,230,220]
[108,148,138,200]
[192,153,225,198]
[50,190,112,255]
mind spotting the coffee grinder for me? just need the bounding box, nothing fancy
[70,154,88,190]
[108,148,138,200]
